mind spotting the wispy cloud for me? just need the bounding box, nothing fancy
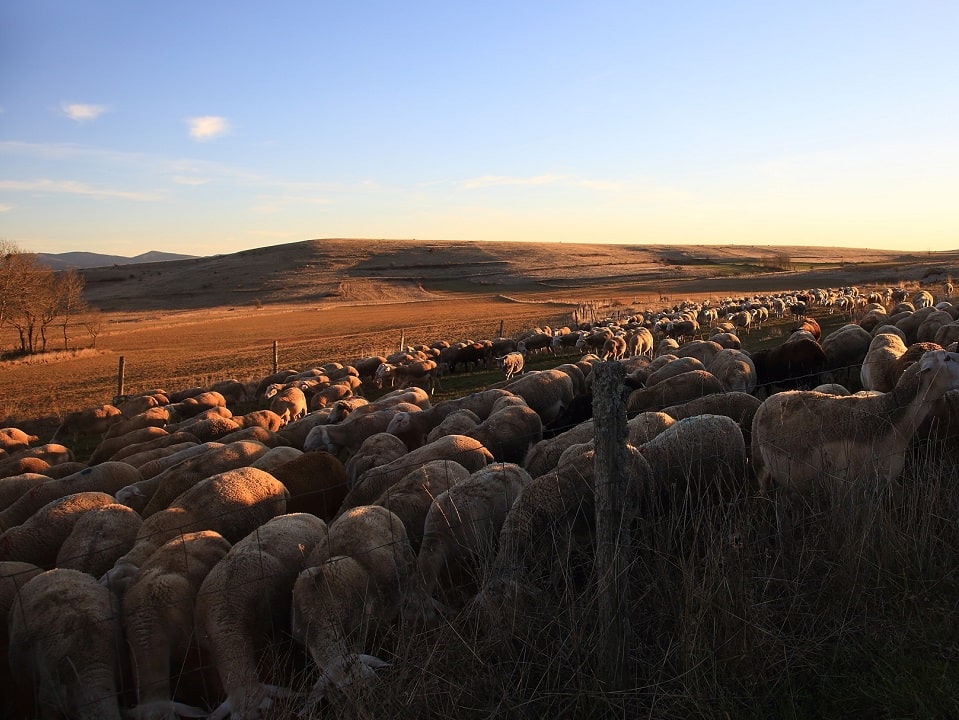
[172,175,212,186]
[0,179,162,201]
[460,173,569,190]
[0,203,12,213]
[61,102,107,122]
[187,116,230,141]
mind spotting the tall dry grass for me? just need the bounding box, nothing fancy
[235,439,959,719]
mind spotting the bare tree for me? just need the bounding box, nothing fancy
[55,270,87,351]
[82,309,104,348]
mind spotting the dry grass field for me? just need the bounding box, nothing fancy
[4,238,958,438]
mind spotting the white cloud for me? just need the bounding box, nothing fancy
[61,102,107,121]
[0,203,12,213]
[187,116,230,141]
[0,179,162,201]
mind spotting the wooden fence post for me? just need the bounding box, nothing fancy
[400,332,406,352]
[116,356,125,401]
[272,341,279,374]
[592,360,631,693]
[498,319,504,337]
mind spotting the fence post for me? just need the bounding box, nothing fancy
[498,319,504,337]
[272,341,279,374]
[592,360,631,693]
[400,332,406,352]
[116,356,125,401]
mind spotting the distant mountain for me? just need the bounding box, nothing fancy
[37,250,199,271]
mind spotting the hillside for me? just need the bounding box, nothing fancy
[78,238,959,312]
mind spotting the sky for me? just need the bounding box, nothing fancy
[1,1,958,257]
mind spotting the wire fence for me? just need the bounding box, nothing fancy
[4,306,959,717]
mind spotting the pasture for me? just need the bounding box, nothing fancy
[3,240,959,719]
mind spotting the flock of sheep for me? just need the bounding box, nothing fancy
[3,282,959,719]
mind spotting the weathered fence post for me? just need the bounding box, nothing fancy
[592,360,632,693]
[272,341,279,374]
[498,319,504,337]
[400,332,406,352]
[116,356,125,401]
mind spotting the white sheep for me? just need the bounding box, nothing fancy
[198,513,329,720]
[860,331,908,392]
[303,401,425,456]
[269,385,308,425]
[707,348,757,394]
[9,568,125,719]
[466,403,544,465]
[291,505,415,713]
[496,351,525,380]
[753,349,959,496]
[337,434,495,514]
[103,467,290,594]
[0,461,142,532]
[411,462,532,621]
[0,491,119,568]
[122,530,232,720]
[343,432,411,487]
[138,440,272,518]
[0,427,39,454]
[55,502,143,578]
[502,369,575,426]
[371,458,472,551]
[1,561,43,718]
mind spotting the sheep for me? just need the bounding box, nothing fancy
[917,310,955,344]
[87,425,170,465]
[138,440,273,518]
[412,463,532,619]
[0,427,39,454]
[821,323,872,389]
[600,335,628,361]
[303,402,425,456]
[268,385,308,425]
[50,404,123,446]
[661,391,761,451]
[860,332,909,392]
[122,530,233,720]
[895,306,937,345]
[674,339,723,366]
[103,467,290,593]
[481,446,652,603]
[371,459,472,551]
[0,472,54,512]
[269,450,349,521]
[913,289,935,309]
[9,568,125,720]
[627,327,654,356]
[384,389,514,450]
[706,348,757,394]
[425,408,482,444]
[291,505,415,713]
[108,431,201,464]
[752,349,959,497]
[168,390,228,419]
[337,434,495,514]
[496,351,525,380]
[710,331,742,350]
[197,513,329,720]
[750,335,827,394]
[55,502,143,578]
[466,403,544,465]
[343,432,411,487]
[114,443,200,477]
[0,491,119,568]
[553,411,677,470]
[502,369,575,426]
[638,414,747,510]
[1,561,43,719]
[625,370,725,415]
[0,461,142,533]
[0,443,73,479]
[645,356,707,387]
[523,421,598,478]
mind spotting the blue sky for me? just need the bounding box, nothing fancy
[1,1,957,256]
